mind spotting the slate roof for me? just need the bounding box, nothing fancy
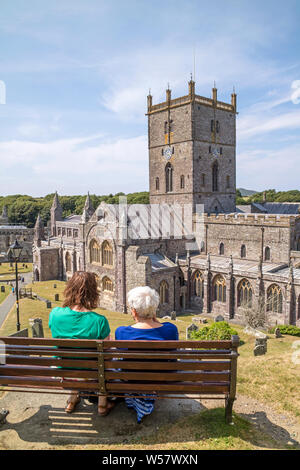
[146,253,176,272]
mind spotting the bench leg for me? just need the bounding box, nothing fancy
[225,397,234,424]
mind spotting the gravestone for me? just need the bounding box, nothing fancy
[53,284,57,289]
[274,327,282,338]
[253,337,267,356]
[0,409,9,426]
[46,300,52,309]
[0,286,5,292]
[186,323,199,339]
[170,311,176,321]
[54,294,59,301]
[9,329,28,337]
[29,318,44,338]
[215,315,225,322]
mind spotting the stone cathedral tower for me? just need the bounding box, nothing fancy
[147,79,237,213]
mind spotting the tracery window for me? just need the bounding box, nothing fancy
[193,270,204,298]
[89,239,100,264]
[65,252,72,272]
[165,163,173,193]
[102,241,113,267]
[102,276,113,292]
[266,284,283,313]
[159,280,169,304]
[213,275,226,303]
[238,279,252,307]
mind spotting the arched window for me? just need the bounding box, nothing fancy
[241,245,246,258]
[265,246,270,261]
[212,162,218,192]
[90,239,100,264]
[193,270,204,298]
[155,177,160,190]
[102,241,113,267]
[159,280,169,304]
[102,276,113,292]
[213,275,226,303]
[180,175,185,189]
[267,284,283,313]
[238,279,252,307]
[165,163,173,193]
[65,252,72,272]
[219,243,224,255]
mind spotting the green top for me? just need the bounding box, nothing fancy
[48,306,110,340]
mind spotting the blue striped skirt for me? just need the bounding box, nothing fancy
[125,395,156,423]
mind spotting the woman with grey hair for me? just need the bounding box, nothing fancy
[115,286,179,423]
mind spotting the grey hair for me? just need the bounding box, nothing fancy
[127,286,160,319]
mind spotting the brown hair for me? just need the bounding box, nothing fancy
[63,271,99,310]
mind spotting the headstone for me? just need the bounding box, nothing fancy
[215,315,225,322]
[186,323,199,339]
[0,409,9,426]
[253,337,267,356]
[46,300,52,309]
[53,284,57,288]
[54,294,59,301]
[274,327,282,338]
[192,316,208,323]
[29,318,44,338]
[170,311,176,320]
[0,286,5,292]
[9,329,28,337]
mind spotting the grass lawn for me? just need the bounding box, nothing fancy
[0,280,299,449]
[0,263,33,281]
[0,284,11,304]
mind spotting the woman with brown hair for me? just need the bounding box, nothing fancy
[48,271,113,415]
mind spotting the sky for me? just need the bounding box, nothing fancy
[0,0,300,196]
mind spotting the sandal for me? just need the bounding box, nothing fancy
[65,396,81,413]
[98,400,116,416]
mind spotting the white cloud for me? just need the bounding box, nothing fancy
[0,134,148,195]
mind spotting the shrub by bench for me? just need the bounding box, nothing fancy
[0,335,240,424]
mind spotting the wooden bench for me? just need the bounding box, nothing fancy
[0,335,240,424]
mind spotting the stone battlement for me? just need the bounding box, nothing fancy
[146,80,236,115]
[199,212,300,226]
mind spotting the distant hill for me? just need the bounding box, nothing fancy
[238,188,258,197]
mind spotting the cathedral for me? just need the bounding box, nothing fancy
[33,79,300,325]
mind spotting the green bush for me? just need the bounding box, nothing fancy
[269,325,300,337]
[190,321,238,341]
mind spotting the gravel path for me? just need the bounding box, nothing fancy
[0,390,299,449]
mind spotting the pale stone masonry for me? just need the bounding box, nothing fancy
[33,80,300,325]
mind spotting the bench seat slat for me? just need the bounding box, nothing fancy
[0,337,99,348]
[0,365,98,379]
[0,376,99,390]
[105,371,230,381]
[104,360,231,371]
[103,340,233,349]
[5,355,98,368]
[106,382,229,393]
